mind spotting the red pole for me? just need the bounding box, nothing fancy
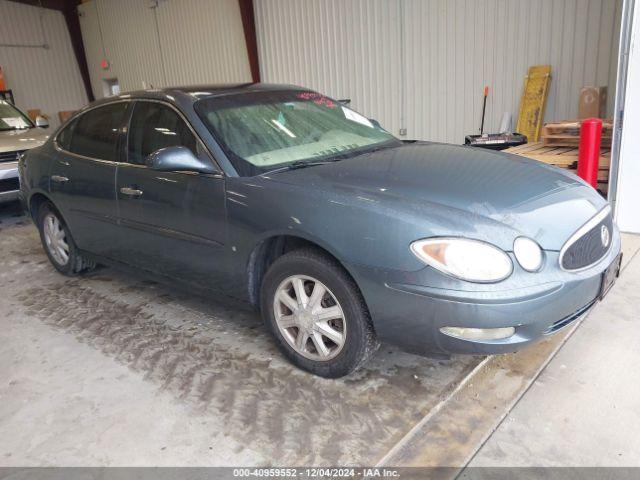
[577,118,602,188]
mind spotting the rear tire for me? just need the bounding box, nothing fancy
[37,202,95,276]
[260,248,379,378]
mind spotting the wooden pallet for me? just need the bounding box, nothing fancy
[504,142,610,194]
[541,119,613,148]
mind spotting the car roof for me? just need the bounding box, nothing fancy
[86,83,312,110]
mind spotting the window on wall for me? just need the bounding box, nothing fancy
[127,101,198,165]
[68,103,128,161]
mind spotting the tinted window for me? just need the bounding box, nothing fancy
[69,103,127,161]
[127,102,197,165]
[57,118,77,150]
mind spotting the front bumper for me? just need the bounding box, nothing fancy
[351,228,622,356]
[0,161,19,203]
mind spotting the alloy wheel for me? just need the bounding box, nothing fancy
[273,274,346,361]
[43,212,69,266]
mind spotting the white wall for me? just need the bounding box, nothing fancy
[615,0,640,233]
[255,0,622,143]
[0,0,88,129]
[78,0,252,99]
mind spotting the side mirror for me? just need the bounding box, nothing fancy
[35,115,49,128]
[146,146,218,174]
[338,98,351,106]
[369,118,382,129]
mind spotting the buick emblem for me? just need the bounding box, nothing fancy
[601,225,610,248]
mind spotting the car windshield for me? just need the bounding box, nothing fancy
[0,100,34,131]
[195,90,401,176]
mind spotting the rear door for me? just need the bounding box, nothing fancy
[115,100,227,286]
[50,102,129,258]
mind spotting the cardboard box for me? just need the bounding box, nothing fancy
[58,110,76,123]
[27,109,41,122]
[578,86,607,119]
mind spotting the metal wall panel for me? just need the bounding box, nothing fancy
[79,0,165,96]
[156,0,251,85]
[255,0,622,143]
[0,0,88,129]
[254,0,404,136]
[78,0,251,99]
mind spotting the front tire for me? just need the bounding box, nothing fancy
[37,202,95,276]
[261,248,379,378]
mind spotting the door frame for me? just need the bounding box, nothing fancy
[610,0,636,217]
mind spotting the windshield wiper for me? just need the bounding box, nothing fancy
[361,143,399,155]
[260,142,401,176]
[262,160,337,175]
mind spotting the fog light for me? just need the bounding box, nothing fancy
[440,326,515,341]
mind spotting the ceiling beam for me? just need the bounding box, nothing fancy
[238,0,260,83]
[7,0,77,12]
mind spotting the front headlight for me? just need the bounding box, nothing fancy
[513,236,544,272]
[410,237,513,282]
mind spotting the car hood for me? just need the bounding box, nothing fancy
[262,142,607,251]
[0,128,49,153]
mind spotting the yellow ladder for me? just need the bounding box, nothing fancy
[516,65,552,142]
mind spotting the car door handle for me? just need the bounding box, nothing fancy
[120,187,143,197]
[51,175,69,183]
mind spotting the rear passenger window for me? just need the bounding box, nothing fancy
[68,103,128,161]
[56,118,77,151]
[127,102,197,165]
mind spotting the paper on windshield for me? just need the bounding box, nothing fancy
[341,107,373,128]
[2,117,29,128]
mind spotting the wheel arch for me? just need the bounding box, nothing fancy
[246,233,363,310]
[28,192,72,233]
[28,191,54,222]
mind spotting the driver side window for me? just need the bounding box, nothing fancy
[127,101,197,165]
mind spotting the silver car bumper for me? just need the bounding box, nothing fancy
[0,161,19,203]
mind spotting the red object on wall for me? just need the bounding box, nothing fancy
[577,118,603,188]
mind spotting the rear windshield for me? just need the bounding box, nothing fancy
[195,90,400,176]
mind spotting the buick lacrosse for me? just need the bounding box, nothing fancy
[19,84,621,377]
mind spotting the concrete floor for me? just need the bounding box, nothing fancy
[468,234,640,467]
[2,199,638,469]
[0,202,480,466]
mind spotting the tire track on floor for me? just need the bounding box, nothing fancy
[5,225,481,465]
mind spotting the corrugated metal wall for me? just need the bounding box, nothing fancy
[0,0,88,129]
[255,0,622,143]
[255,0,404,136]
[78,0,251,99]
[79,0,165,97]
[156,0,251,85]
[404,0,623,142]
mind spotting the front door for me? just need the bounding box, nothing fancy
[49,102,129,258]
[115,100,227,287]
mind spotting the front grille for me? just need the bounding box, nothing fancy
[0,150,25,163]
[560,207,613,271]
[0,177,20,193]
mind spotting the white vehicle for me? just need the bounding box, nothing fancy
[1,100,50,203]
